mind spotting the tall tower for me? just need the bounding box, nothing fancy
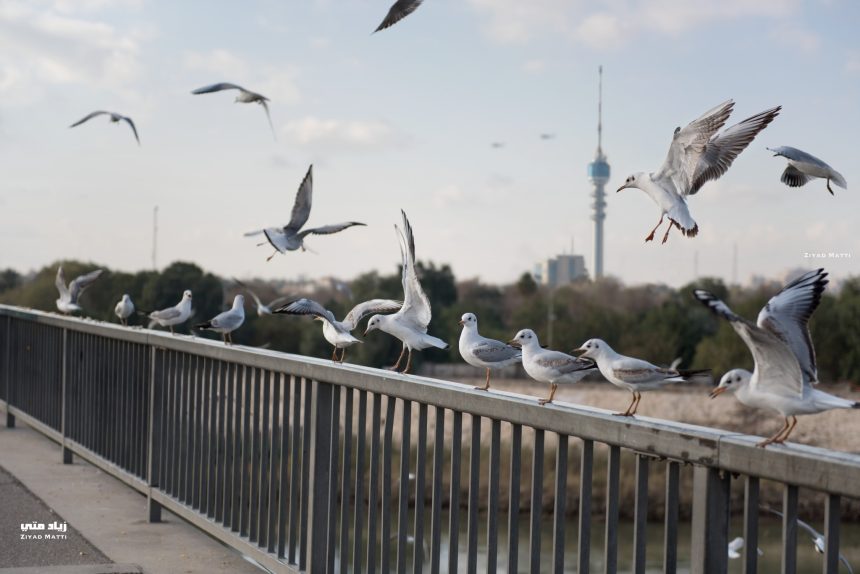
[587,66,610,279]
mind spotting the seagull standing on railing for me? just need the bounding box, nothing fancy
[274,297,402,363]
[767,146,847,195]
[195,295,245,345]
[696,269,859,447]
[114,294,135,326]
[616,100,780,243]
[244,165,366,261]
[190,82,276,139]
[459,313,521,391]
[574,339,711,416]
[147,290,193,334]
[364,210,449,374]
[69,111,140,145]
[55,266,103,314]
[510,329,595,405]
[761,506,854,573]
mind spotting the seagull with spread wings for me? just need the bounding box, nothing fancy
[364,210,449,374]
[459,313,522,391]
[55,266,103,314]
[617,100,780,243]
[761,507,854,573]
[274,297,401,362]
[696,269,859,447]
[510,329,595,405]
[767,146,847,195]
[190,82,275,139]
[374,0,423,33]
[69,111,140,145]
[232,278,288,316]
[244,165,366,261]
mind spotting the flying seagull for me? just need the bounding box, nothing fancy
[617,100,780,243]
[510,329,595,405]
[364,210,449,374]
[55,266,103,314]
[147,290,193,334]
[374,0,423,33]
[232,278,289,316]
[274,297,402,362]
[190,82,275,139]
[490,142,505,149]
[575,338,711,416]
[727,537,763,560]
[458,313,522,391]
[761,507,854,573]
[244,165,366,261]
[69,111,140,145]
[195,294,245,345]
[114,294,135,326]
[540,133,556,140]
[695,269,859,447]
[767,146,847,195]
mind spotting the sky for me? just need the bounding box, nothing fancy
[0,0,858,288]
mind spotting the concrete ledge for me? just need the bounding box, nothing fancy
[0,565,142,574]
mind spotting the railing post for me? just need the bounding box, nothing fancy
[146,345,163,523]
[4,315,14,428]
[690,466,730,574]
[60,329,72,463]
[305,379,333,574]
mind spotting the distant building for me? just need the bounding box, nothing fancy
[533,254,589,287]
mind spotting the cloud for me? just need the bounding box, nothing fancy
[768,22,820,54]
[845,51,860,75]
[522,59,546,74]
[575,12,625,50]
[432,184,465,208]
[282,116,405,152]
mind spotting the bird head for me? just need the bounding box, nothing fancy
[710,369,751,398]
[234,294,245,308]
[182,290,193,301]
[573,338,610,360]
[509,329,538,349]
[458,312,477,327]
[364,315,383,336]
[617,172,644,192]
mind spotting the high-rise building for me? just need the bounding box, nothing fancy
[533,254,589,288]
[587,66,610,279]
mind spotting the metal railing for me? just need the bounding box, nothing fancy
[1,304,858,574]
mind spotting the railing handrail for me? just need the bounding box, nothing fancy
[2,303,859,499]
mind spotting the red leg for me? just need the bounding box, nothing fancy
[538,383,558,405]
[389,346,407,371]
[645,214,665,242]
[401,350,414,374]
[475,368,491,391]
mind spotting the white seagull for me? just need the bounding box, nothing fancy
[55,267,103,314]
[374,0,423,33]
[767,146,847,195]
[114,294,135,326]
[364,210,449,374]
[70,111,140,145]
[148,290,193,334]
[232,278,288,316]
[575,339,711,416]
[191,82,275,139]
[458,313,522,391]
[274,297,402,362]
[727,537,763,560]
[195,294,245,345]
[244,165,366,261]
[510,329,596,405]
[617,100,780,243]
[761,507,854,573]
[696,269,858,447]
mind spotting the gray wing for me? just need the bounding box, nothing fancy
[299,222,366,238]
[374,0,424,32]
[273,298,336,323]
[687,106,780,195]
[231,278,263,308]
[150,306,181,321]
[284,165,314,235]
[266,296,289,309]
[260,100,276,140]
[69,111,110,127]
[471,339,522,364]
[396,211,432,332]
[535,350,595,374]
[793,517,822,541]
[756,269,827,386]
[210,309,244,330]
[341,299,402,331]
[55,267,69,299]
[780,165,810,187]
[191,82,246,94]
[68,269,103,303]
[120,116,140,145]
[769,146,831,169]
[656,100,734,195]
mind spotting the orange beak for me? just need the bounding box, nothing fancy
[709,386,728,399]
[458,320,464,326]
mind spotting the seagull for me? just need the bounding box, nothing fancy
[458,313,522,391]
[244,165,366,261]
[574,339,711,416]
[490,142,505,149]
[274,297,402,362]
[695,269,859,447]
[148,290,193,334]
[190,82,275,139]
[364,210,449,374]
[761,507,854,573]
[510,329,596,405]
[617,100,780,244]
[195,295,245,345]
[232,278,288,316]
[767,146,847,195]
[727,537,763,560]
[539,133,556,140]
[374,0,423,33]
[69,111,140,145]
[55,267,103,314]
[114,294,135,326]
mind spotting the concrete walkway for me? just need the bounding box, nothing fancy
[0,410,261,574]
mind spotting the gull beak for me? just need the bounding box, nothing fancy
[616,184,626,193]
[709,386,728,399]
[572,346,587,355]
[508,338,521,349]
[458,320,465,326]
[362,329,368,337]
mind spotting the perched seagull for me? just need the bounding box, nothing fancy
[69,111,140,145]
[274,297,402,362]
[761,507,854,573]
[148,290,193,334]
[364,210,449,374]
[617,100,780,243]
[727,537,763,560]
[244,165,366,261]
[114,294,135,326]
[190,82,275,139]
[55,267,103,314]
[767,146,847,195]
[575,339,711,416]
[232,278,288,316]
[510,329,596,405]
[458,313,522,391]
[695,269,858,447]
[374,0,423,33]
[195,295,245,345]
